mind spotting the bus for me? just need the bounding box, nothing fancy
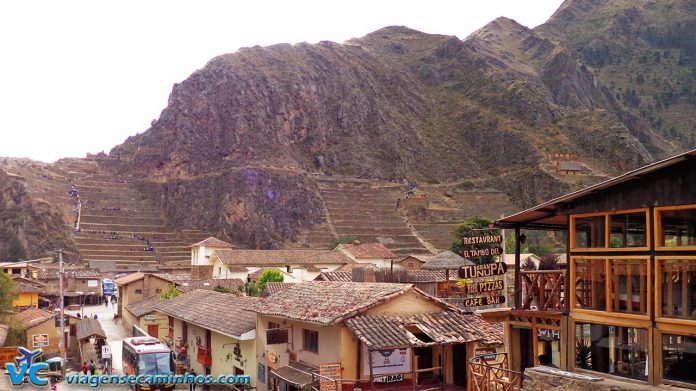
[122,336,175,390]
[103,278,116,297]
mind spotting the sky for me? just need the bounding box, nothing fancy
[0,0,565,163]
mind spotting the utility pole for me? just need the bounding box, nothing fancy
[58,249,67,379]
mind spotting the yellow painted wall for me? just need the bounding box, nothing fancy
[210,331,255,381]
[26,320,60,356]
[12,292,38,308]
[365,290,443,316]
[119,276,172,315]
[138,312,169,340]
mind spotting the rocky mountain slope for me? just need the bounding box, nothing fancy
[3,0,695,253]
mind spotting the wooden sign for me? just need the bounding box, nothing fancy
[461,235,502,245]
[266,328,289,345]
[461,295,505,307]
[474,279,504,293]
[458,262,508,279]
[374,374,403,383]
[461,247,503,258]
[319,363,341,391]
[0,347,18,366]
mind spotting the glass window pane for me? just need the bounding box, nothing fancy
[610,259,648,314]
[663,334,696,384]
[609,213,646,248]
[575,259,606,311]
[660,260,696,319]
[575,323,648,381]
[574,216,606,248]
[660,208,696,247]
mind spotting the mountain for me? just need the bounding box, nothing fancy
[3,0,695,254]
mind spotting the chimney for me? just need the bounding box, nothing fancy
[143,273,150,296]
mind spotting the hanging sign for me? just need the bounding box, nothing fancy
[458,262,507,279]
[461,247,503,258]
[461,235,502,245]
[461,295,505,307]
[473,279,504,293]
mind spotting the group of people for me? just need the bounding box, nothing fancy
[81,360,98,376]
[75,313,99,320]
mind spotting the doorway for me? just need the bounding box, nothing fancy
[147,324,158,338]
[452,344,468,386]
[414,347,434,383]
[519,328,535,373]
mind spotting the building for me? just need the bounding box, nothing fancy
[123,295,167,338]
[156,290,258,381]
[0,261,39,278]
[246,281,502,391]
[37,265,103,307]
[558,161,583,176]
[189,237,235,278]
[10,276,44,308]
[210,249,353,282]
[114,272,184,325]
[397,254,435,270]
[335,242,399,268]
[493,149,696,388]
[9,308,60,357]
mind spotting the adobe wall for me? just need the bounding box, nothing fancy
[523,367,657,391]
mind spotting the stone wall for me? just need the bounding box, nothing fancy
[523,367,657,391]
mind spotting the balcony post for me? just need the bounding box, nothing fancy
[514,227,521,310]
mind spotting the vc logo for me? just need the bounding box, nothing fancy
[4,347,50,386]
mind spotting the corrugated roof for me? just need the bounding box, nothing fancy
[156,290,258,338]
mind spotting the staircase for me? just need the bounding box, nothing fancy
[316,179,430,255]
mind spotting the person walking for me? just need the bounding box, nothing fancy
[189,368,197,391]
[105,296,109,308]
[88,360,95,376]
[82,361,88,375]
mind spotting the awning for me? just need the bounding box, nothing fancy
[270,362,317,387]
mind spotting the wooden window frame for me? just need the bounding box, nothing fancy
[654,256,696,326]
[302,329,319,354]
[570,208,651,252]
[570,256,652,320]
[654,204,696,251]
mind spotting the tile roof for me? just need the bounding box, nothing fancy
[189,237,235,248]
[12,281,41,293]
[37,267,102,280]
[125,295,164,318]
[270,362,317,387]
[9,308,54,329]
[336,243,398,259]
[178,278,244,294]
[156,290,259,338]
[244,281,415,325]
[316,271,353,282]
[346,312,503,350]
[114,272,188,286]
[400,254,435,263]
[113,272,145,285]
[559,161,582,171]
[76,318,107,340]
[422,251,474,270]
[261,282,294,297]
[214,249,353,267]
[316,270,447,283]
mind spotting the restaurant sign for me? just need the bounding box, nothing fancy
[461,247,503,258]
[457,262,507,279]
[319,363,341,391]
[374,374,403,383]
[461,295,505,307]
[461,235,502,245]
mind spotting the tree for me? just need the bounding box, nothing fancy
[0,270,16,314]
[450,216,497,264]
[160,284,181,299]
[3,235,27,262]
[329,235,357,249]
[257,269,284,293]
[244,282,260,297]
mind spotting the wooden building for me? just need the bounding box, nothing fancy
[493,149,696,388]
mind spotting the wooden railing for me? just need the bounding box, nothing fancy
[520,270,565,311]
[469,353,524,391]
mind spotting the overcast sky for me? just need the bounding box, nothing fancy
[0,0,564,163]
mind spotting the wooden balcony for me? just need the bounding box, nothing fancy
[520,270,565,311]
[197,346,212,366]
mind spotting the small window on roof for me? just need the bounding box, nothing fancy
[405,325,434,343]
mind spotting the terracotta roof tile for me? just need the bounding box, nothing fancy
[189,237,235,248]
[76,318,107,340]
[346,312,503,350]
[214,249,353,267]
[9,308,54,329]
[125,295,164,318]
[178,278,244,294]
[336,243,398,259]
[156,290,258,338]
[317,271,353,282]
[12,281,41,293]
[317,270,447,283]
[245,281,413,325]
[261,282,294,297]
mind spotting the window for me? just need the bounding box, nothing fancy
[574,258,606,311]
[303,329,319,353]
[659,259,696,319]
[609,259,648,314]
[663,334,696,385]
[573,215,605,249]
[657,206,696,248]
[286,265,292,273]
[168,317,174,339]
[268,322,280,330]
[218,267,221,276]
[575,323,648,381]
[609,212,647,248]
[135,289,142,295]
